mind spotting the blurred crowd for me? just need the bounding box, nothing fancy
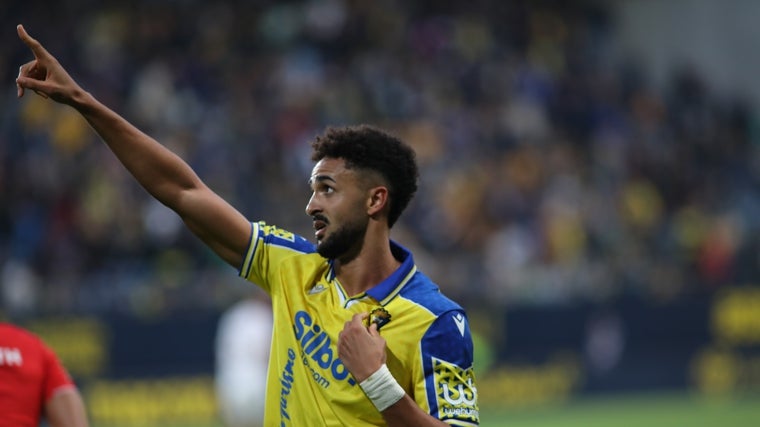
[1,0,758,319]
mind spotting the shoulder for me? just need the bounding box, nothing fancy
[241,221,321,281]
[0,323,53,363]
[0,323,43,346]
[397,273,473,354]
[398,271,465,317]
[253,221,316,254]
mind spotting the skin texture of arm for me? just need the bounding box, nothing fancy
[339,314,452,427]
[44,387,90,427]
[14,24,251,269]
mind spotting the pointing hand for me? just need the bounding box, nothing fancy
[16,24,83,105]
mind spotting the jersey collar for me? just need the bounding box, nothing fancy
[326,241,417,306]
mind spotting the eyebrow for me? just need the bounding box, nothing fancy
[308,174,337,186]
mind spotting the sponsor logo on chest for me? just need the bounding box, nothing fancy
[293,310,357,387]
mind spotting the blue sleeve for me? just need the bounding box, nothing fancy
[420,310,480,425]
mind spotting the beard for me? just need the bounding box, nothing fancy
[317,218,367,261]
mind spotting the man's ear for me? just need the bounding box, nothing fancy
[367,186,389,217]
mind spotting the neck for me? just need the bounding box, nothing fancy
[334,235,400,298]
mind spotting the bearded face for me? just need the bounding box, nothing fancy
[316,213,368,261]
[307,157,381,262]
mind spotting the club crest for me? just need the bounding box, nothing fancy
[369,307,391,330]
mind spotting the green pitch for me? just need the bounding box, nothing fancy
[93,390,760,427]
[479,391,760,427]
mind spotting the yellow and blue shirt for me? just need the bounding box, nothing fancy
[239,221,479,426]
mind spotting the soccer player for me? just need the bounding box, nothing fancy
[0,322,90,427]
[15,24,479,426]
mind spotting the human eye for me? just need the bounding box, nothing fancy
[309,176,336,195]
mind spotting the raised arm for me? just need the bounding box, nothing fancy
[15,24,251,269]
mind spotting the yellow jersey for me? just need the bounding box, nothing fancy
[239,221,479,426]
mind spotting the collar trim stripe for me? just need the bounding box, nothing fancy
[378,265,417,306]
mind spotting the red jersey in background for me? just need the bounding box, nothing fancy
[0,323,75,427]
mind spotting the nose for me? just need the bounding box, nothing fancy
[305,193,319,217]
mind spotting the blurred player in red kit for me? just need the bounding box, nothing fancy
[0,322,90,427]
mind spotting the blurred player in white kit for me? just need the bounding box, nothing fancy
[214,289,272,427]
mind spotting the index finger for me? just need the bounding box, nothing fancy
[17,24,49,59]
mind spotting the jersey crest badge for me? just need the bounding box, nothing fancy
[369,307,391,330]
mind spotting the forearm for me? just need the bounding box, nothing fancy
[358,363,450,427]
[381,395,451,427]
[70,90,250,266]
[72,89,203,209]
[341,317,455,426]
[44,387,89,427]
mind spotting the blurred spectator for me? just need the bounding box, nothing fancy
[1,0,758,320]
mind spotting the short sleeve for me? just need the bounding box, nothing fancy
[419,310,479,426]
[40,344,75,401]
[239,221,316,293]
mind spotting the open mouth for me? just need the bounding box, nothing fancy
[313,220,327,240]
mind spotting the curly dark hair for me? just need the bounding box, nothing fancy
[311,124,419,228]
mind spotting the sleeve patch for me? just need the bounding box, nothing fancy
[433,357,479,423]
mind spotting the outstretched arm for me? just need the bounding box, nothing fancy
[15,24,251,269]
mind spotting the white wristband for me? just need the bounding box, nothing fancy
[359,363,406,412]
